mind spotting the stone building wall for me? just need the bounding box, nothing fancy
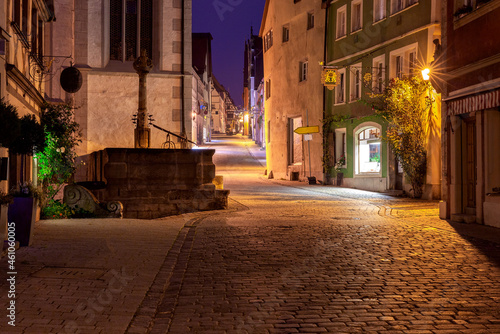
[260,0,326,182]
[48,0,193,181]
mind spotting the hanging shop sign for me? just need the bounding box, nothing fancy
[321,68,338,90]
[60,65,83,93]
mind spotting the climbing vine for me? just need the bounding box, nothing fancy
[364,75,434,198]
[322,113,349,177]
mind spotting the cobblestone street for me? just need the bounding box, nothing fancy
[140,135,500,333]
[1,135,500,333]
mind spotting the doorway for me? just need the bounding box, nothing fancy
[463,117,477,214]
[288,117,303,166]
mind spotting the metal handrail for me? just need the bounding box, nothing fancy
[149,122,197,146]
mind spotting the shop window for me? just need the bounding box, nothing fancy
[355,126,381,174]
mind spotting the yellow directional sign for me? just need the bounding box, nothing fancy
[294,126,319,135]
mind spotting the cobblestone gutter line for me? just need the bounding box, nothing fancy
[125,216,204,334]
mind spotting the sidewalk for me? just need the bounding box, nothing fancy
[0,214,194,333]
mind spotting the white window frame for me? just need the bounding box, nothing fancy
[391,0,419,14]
[354,123,382,176]
[336,5,347,40]
[335,128,347,169]
[351,0,363,33]
[373,0,386,22]
[299,61,308,82]
[408,50,417,76]
[389,43,418,79]
[335,68,346,105]
[350,63,362,102]
[372,55,385,94]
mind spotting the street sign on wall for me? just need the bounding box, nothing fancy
[294,126,319,135]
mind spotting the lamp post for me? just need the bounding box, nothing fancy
[133,49,153,148]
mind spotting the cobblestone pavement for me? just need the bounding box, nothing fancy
[143,135,500,334]
[1,134,500,334]
[0,216,190,333]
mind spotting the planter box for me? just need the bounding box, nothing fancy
[8,197,37,247]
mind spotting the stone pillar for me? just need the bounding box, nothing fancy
[133,49,153,148]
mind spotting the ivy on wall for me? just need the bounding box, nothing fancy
[365,75,434,198]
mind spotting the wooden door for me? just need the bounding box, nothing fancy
[465,118,477,210]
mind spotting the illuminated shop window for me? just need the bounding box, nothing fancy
[356,127,381,174]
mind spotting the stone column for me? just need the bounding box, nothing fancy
[133,49,153,148]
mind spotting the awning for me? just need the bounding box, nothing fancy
[447,89,500,116]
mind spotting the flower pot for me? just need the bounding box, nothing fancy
[336,172,344,186]
[7,197,38,247]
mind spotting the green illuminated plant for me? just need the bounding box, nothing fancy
[37,103,82,208]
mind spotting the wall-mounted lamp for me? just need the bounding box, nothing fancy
[422,68,430,81]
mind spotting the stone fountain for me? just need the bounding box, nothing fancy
[71,50,229,219]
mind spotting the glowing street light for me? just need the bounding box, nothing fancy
[422,68,430,81]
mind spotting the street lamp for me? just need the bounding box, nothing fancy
[422,68,430,81]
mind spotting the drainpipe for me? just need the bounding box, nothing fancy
[180,0,186,145]
[322,1,331,184]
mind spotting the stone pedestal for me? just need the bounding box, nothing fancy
[87,148,229,219]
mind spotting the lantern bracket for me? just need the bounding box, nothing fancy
[28,53,73,83]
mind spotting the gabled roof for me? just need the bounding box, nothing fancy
[259,0,270,37]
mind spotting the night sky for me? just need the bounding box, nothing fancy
[192,0,267,107]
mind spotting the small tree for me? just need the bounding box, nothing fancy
[369,76,433,198]
[37,103,81,208]
[0,99,21,149]
[0,99,45,187]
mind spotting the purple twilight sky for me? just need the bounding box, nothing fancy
[192,0,267,107]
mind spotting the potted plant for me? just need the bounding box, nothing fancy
[8,182,42,247]
[0,99,45,247]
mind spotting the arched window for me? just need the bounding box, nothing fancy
[355,125,381,174]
